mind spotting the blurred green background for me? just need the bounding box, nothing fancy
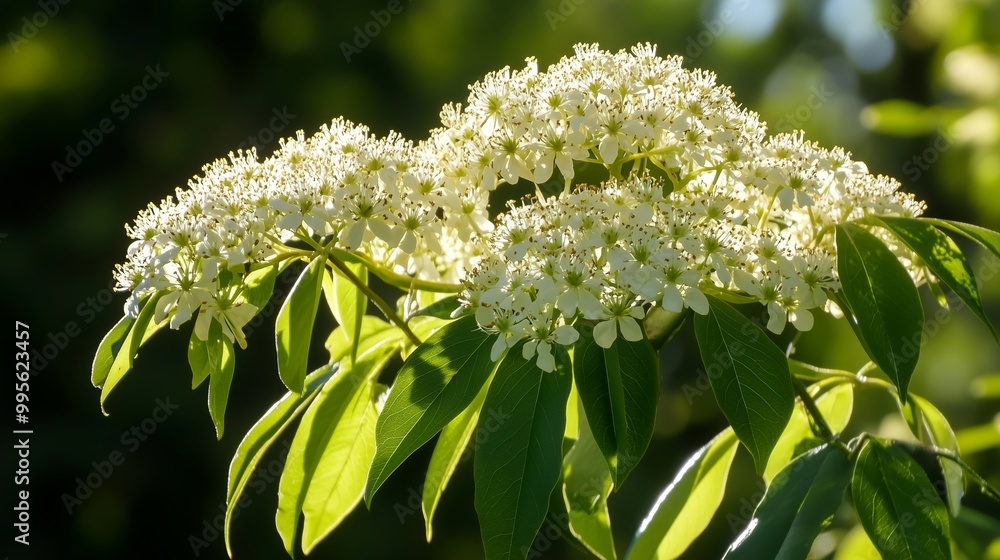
[2,0,999,558]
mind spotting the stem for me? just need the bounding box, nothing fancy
[326,252,422,347]
[756,190,779,233]
[934,448,1000,506]
[792,377,835,441]
[345,250,464,293]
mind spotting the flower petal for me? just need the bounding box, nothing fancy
[593,319,617,349]
[618,316,644,342]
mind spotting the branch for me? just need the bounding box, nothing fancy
[326,252,422,347]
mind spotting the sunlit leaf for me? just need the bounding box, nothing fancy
[243,263,281,311]
[852,438,951,560]
[224,363,336,556]
[836,224,924,399]
[563,399,616,560]
[366,315,496,504]
[188,319,227,389]
[764,381,854,484]
[574,322,659,486]
[625,429,739,560]
[411,295,466,320]
[693,295,794,472]
[100,292,165,413]
[422,372,492,542]
[833,526,882,560]
[92,315,135,387]
[275,335,400,555]
[300,380,379,553]
[276,256,326,393]
[323,260,368,364]
[871,216,997,342]
[475,343,572,560]
[724,445,852,559]
[922,219,1000,263]
[207,330,236,439]
[900,395,964,516]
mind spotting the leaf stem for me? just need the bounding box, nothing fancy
[792,376,835,441]
[339,249,464,293]
[326,252,422,347]
[933,447,1000,506]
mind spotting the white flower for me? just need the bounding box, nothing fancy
[114,42,929,371]
[194,294,258,349]
[591,293,646,349]
[522,323,579,372]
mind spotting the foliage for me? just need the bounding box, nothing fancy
[92,44,1000,559]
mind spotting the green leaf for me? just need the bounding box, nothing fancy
[871,216,998,342]
[922,218,1000,262]
[275,337,400,555]
[276,256,326,393]
[901,395,964,516]
[836,223,924,399]
[834,526,882,560]
[411,294,466,320]
[224,363,336,557]
[366,315,497,505]
[474,343,572,560]
[693,295,795,473]
[326,316,394,363]
[188,319,227,389]
[300,379,379,553]
[323,261,368,365]
[573,322,659,486]
[92,315,136,387]
[562,399,617,560]
[852,438,952,560]
[764,381,854,484]
[208,334,236,439]
[625,429,739,560]
[99,292,165,413]
[243,263,280,311]
[422,373,492,542]
[564,379,580,441]
[724,444,852,559]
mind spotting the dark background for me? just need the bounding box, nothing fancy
[3,0,999,558]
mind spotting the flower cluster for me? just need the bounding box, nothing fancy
[455,45,926,370]
[113,43,927,362]
[115,119,480,344]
